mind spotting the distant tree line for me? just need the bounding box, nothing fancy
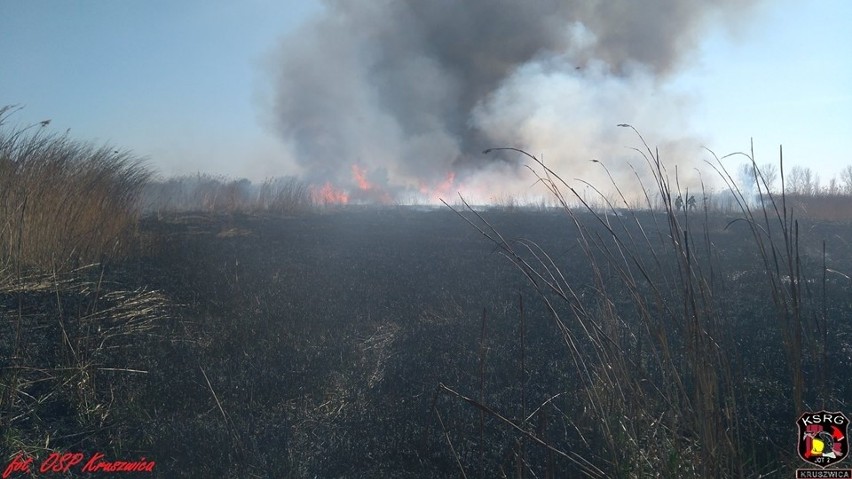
[738,163,852,196]
[139,174,313,215]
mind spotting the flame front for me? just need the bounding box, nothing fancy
[419,171,456,202]
[311,182,349,205]
[351,164,393,204]
[311,167,461,205]
[352,165,372,191]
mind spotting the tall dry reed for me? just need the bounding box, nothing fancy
[441,126,845,477]
[0,106,150,271]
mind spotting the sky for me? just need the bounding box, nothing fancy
[1,0,850,201]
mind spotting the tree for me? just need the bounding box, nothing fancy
[786,166,819,195]
[841,165,852,195]
[760,163,778,193]
[787,166,805,195]
[803,168,819,195]
[826,176,840,196]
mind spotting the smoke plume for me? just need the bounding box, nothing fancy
[267,0,760,203]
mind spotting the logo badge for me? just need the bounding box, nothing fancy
[797,411,848,468]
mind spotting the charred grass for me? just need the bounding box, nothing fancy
[134,208,550,477]
[128,197,850,477]
[437,135,852,477]
[4,201,851,477]
[85,208,578,476]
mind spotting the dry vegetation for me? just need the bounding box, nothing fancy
[140,174,313,216]
[438,129,852,477]
[0,106,150,272]
[781,194,852,222]
[0,106,168,467]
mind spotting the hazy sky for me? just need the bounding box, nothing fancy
[1,0,850,196]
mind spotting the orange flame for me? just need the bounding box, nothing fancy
[435,171,456,196]
[311,167,457,205]
[351,164,393,204]
[352,164,373,191]
[419,171,457,202]
[311,182,349,205]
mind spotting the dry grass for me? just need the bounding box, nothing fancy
[0,265,169,457]
[0,106,169,464]
[0,106,150,272]
[139,174,313,216]
[781,194,852,222]
[441,129,848,477]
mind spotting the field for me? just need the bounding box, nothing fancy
[143,207,852,477]
[2,115,852,477]
[138,208,559,476]
[4,204,851,477]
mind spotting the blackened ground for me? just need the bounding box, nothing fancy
[135,208,580,477]
[126,207,852,477]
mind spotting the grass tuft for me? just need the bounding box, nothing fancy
[0,106,151,272]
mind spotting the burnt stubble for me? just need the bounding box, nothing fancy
[131,206,851,477]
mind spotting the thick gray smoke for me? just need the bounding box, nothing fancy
[268,0,760,203]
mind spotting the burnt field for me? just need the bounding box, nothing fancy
[134,208,852,475]
[136,207,581,477]
[3,204,852,478]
